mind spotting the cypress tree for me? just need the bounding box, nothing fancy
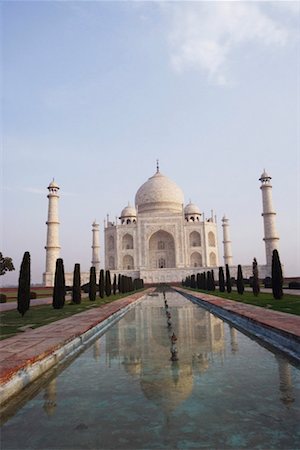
[113,274,117,295]
[120,275,125,293]
[207,271,211,291]
[53,258,66,309]
[129,277,133,292]
[237,264,244,295]
[99,269,105,298]
[17,251,31,317]
[196,273,201,289]
[105,270,112,296]
[117,273,121,293]
[72,263,81,304]
[252,258,260,297]
[89,266,97,301]
[211,270,216,291]
[272,249,283,299]
[203,272,207,290]
[191,274,196,289]
[225,264,232,293]
[219,267,225,292]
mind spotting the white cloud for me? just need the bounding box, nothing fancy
[163,2,297,85]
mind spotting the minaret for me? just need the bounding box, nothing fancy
[44,179,60,286]
[91,220,100,273]
[222,215,233,266]
[259,169,279,267]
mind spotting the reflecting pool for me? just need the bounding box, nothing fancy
[1,291,300,449]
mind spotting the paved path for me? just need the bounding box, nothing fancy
[0,290,152,386]
[176,287,300,339]
[0,294,88,312]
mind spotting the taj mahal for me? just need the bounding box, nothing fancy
[43,163,279,286]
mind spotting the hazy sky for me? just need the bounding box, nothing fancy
[1,1,299,285]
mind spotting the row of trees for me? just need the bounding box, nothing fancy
[53,261,144,309]
[14,252,144,315]
[183,250,283,300]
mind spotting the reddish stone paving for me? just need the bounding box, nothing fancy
[176,287,300,338]
[0,290,152,385]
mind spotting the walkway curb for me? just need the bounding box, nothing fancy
[0,290,153,406]
[175,287,300,363]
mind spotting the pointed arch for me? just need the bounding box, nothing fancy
[123,255,134,270]
[208,231,216,247]
[122,233,134,250]
[190,252,202,267]
[209,252,217,266]
[189,231,201,247]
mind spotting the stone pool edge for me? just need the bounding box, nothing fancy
[0,289,154,406]
[175,287,300,363]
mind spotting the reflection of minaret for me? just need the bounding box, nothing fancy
[44,180,61,286]
[229,326,238,353]
[43,378,57,416]
[93,340,101,361]
[276,355,294,406]
[259,170,279,268]
[91,221,100,274]
[222,215,233,266]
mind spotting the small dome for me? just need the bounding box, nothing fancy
[259,169,271,181]
[120,203,137,218]
[135,170,184,213]
[184,202,201,215]
[48,179,59,189]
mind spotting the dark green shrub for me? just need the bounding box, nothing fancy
[211,270,216,291]
[236,265,244,295]
[17,251,31,316]
[72,263,81,304]
[99,269,104,298]
[272,249,283,300]
[53,258,66,309]
[89,267,97,301]
[0,294,7,303]
[264,277,272,288]
[105,270,112,297]
[30,291,37,299]
[225,264,232,293]
[218,267,225,292]
[191,274,196,289]
[252,258,260,297]
[289,281,300,289]
[117,274,121,293]
[113,274,117,295]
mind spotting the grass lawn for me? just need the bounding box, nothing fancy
[0,291,142,340]
[185,288,300,316]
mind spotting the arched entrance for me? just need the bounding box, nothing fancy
[148,230,176,268]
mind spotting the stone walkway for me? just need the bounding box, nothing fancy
[176,287,300,339]
[0,290,152,387]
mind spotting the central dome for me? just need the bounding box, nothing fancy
[135,170,184,213]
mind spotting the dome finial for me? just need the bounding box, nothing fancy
[156,159,159,173]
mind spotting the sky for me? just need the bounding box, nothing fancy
[1,0,299,285]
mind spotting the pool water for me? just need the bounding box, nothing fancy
[1,291,300,449]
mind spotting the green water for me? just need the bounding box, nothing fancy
[1,291,300,449]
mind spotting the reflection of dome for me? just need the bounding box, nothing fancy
[120,203,137,218]
[184,202,201,215]
[135,170,184,213]
[141,365,193,413]
[123,358,142,377]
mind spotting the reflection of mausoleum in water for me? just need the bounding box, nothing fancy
[105,295,225,412]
